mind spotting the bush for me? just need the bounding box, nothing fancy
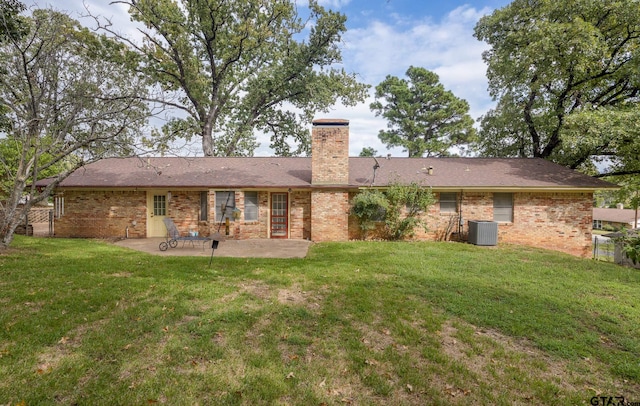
[614,231,640,265]
[351,190,388,238]
[351,182,435,241]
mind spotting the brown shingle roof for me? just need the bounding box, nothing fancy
[55,157,311,188]
[352,157,616,189]
[52,156,616,190]
[593,208,638,224]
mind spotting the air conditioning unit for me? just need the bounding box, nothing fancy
[468,220,498,246]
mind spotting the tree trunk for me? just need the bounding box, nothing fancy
[0,173,31,250]
[0,204,26,251]
[202,120,215,157]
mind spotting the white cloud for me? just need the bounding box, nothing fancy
[313,5,496,157]
[315,0,352,8]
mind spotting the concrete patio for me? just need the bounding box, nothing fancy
[113,237,313,258]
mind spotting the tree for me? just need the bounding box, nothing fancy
[370,66,476,158]
[0,0,28,130]
[0,0,28,43]
[359,147,378,157]
[0,9,149,249]
[96,0,368,157]
[474,0,640,176]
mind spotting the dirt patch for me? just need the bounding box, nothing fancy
[36,333,84,374]
[36,318,110,377]
[277,283,323,313]
[357,323,396,353]
[241,280,272,301]
[110,272,133,278]
[215,280,272,305]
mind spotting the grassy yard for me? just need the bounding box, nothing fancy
[1,236,639,405]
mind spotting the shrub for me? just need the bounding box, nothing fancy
[351,182,435,241]
[351,190,388,238]
[383,181,435,240]
[620,233,640,265]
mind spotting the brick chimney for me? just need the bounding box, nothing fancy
[311,118,349,185]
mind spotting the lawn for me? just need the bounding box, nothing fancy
[1,236,639,405]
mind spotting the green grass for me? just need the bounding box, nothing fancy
[1,236,639,405]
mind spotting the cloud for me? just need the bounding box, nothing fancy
[315,0,353,8]
[314,5,496,157]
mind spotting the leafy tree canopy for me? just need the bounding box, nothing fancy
[474,0,640,177]
[0,8,149,249]
[370,66,476,158]
[359,147,378,157]
[0,0,28,43]
[99,0,369,157]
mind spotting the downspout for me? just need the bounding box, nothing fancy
[458,190,464,239]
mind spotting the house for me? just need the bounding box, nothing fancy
[46,118,616,257]
[593,207,639,231]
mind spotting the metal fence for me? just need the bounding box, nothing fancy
[593,236,615,262]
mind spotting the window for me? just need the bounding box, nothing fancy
[371,206,386,222]
[439,192,458,213]
[215,191,235,222]
[593,219,602,229]
[153,195,166,216]
[200,191,208,221]
[54,196,64,219]
[493,193,513,222]
[244,191,258,221]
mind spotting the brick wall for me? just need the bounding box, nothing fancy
[504,192,593,257]
[228,191,268,239]
[167,191,205,236]
[54,190,147,238]
[311,190,350,241]
[348,190,594,257]
[290,191,311,240]
[311,119,349,185]
[310,119,350,242]
[54,188,312,242]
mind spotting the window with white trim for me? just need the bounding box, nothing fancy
[200,191,208,221]
[439,192,458,213]
[493,193,513,222]
[244,191,258,221]
[54,196,65,218]
[215,191,235,222]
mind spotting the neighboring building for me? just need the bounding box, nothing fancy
[593,207,640,231]
[42,119,616,257]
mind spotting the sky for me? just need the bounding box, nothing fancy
[32,0,513,157]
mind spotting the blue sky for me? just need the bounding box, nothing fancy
[314,0,512,156]
[42,0,513,156]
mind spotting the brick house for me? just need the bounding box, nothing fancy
[593,207,639,231]
[46,118,616,257]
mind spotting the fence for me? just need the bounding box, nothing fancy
[593,236,614,262]
[28,207,52,223]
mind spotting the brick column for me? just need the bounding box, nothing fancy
[310,119,350,242]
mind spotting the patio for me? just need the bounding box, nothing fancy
[113,237,312,258]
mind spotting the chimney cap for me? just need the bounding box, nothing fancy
[312,118,349,126]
